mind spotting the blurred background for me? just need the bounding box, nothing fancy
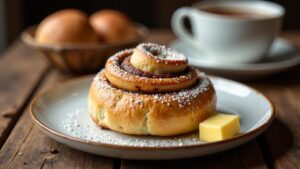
[0,0,299,52]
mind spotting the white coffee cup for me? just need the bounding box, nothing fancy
[171,0,284,64]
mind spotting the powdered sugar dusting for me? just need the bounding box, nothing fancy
[137,43,187,61]
[152,77,210,107]
[107,49,137,81]
[94,71,210,108]
[61,108,201,147]
[106,50,196,87]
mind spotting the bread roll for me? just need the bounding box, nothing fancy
[36,9,98,44]
[90,9,136,42]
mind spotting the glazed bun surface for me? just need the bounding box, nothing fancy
[130,43,188,74]
[90,9,136,42]
[89,71,216,136]
[36,9,98,44]
[104,49,197,93]
[88,43,217,136]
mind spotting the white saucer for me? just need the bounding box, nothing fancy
[30,76,274,160]
[169,38,300,79]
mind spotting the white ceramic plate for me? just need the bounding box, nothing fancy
[30,76,274,160]
[169,38,300,79]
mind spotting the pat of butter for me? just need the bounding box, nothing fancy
[199,114,240,142]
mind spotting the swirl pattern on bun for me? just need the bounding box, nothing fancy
[88,43,216,136]
[130,43,187,74]
[104,47,197,93]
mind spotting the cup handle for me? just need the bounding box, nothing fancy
[171,7,196,47]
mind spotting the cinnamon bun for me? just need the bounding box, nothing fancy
[88,43,216,136]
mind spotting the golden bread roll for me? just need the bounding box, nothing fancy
[88,43,217,136]
[90,9,136,42]
[36,9,98,44]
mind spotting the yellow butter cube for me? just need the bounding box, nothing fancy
[199,114,240,142]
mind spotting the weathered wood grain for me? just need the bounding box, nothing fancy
[238,141,268,169]
[121,152,242,169]
[250,77,300,169]
[2,30,300,169]
[121,140,267,169]
[0,70,114,169]
[245,32,300,169]
[0,40,49,147]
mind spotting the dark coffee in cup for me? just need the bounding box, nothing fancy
[201,7,269,19]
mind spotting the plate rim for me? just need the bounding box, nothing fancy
[30,75,275,150]
[169,37,300,72]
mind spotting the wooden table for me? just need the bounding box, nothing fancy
[0,29,300,169]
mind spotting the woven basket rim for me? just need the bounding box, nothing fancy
[21,23,149,51]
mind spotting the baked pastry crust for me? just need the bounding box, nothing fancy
[104,49,197,93]
[130,44,187,74]
[89,71,216,136]
[88,43,216,136]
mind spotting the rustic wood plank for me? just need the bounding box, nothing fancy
[238,141,268,169]
[246,33,300,169]
[255,87,300,169]
[0,40,49,146]
[0,70,114,169]
[249,74,300,169]
[121,140,267,169]
[121,151,242,169]
[7,30,300,169]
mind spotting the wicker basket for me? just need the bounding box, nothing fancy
[21,24,148,74]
